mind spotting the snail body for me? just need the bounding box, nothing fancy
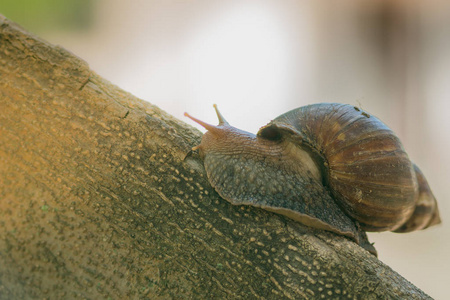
[185,103,440,254]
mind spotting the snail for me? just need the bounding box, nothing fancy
[184,103,441,255]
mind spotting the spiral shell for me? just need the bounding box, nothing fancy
[258,103,439,232]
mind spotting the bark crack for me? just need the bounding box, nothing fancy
[79,75,91,91]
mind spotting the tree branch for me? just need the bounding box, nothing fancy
[0,15,430,299]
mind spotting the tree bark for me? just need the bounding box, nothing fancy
[0,15,430,299]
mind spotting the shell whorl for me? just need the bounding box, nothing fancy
[394,163,441,232]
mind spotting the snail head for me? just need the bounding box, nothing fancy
[184,105,256,158]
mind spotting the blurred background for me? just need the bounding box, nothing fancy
[1,0,449,298]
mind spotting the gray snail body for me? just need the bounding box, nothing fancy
[185,103,441,254]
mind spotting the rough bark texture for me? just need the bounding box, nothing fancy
[0,15,431,299]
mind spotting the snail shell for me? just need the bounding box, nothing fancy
[185,103,440,253]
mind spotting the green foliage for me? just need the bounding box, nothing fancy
[0,0,93,32]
